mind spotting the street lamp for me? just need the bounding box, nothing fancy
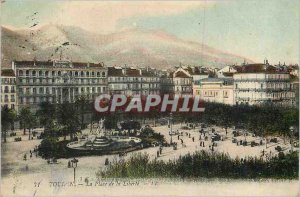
[69,158,78,183]
[169,113,173,144]
[289,126,295,152]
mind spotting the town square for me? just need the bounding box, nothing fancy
[1,0,299,196]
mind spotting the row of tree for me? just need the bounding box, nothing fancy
[2,100,298,142]
[1,96,93,142]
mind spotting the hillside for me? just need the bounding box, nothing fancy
[1,25,252,69]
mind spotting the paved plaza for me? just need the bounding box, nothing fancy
[1,123,299,196]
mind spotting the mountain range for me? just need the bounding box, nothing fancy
[1,25,253,69]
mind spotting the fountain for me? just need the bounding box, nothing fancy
[66,119,142,155]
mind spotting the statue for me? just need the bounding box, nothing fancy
[97,119,105,136]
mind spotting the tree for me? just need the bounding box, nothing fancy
[28,114,37,140]
[1,106,16,143]
[57,102,80,140]
[36,101,56,131]
[75,96,89,129]
[18,107,32,135]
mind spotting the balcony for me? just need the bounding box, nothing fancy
[234,78,290,82]
[235,88,292,92]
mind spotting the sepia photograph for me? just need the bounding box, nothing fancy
[1,0,299,196]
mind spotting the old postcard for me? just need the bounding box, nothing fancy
[1,0,299,196]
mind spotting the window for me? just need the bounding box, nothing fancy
[102,72,106,77]
[4,95,9,102]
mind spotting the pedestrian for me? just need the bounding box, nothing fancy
[30,150,32,154]
[105,158,109,165]
[192,137,194,142]
[212,146,214,152]
[68,161,71,168]
[159,147,162,154]
[23,154,27,161]
[181,139,183,144]
[178,135,179,140]
[157,151,159,157]
[189,133,191,138]
[203,142,205,147]
[30,153,32,158]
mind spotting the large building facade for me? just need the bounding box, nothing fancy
[172,68,193,95]
[193,78,234,105]
[13,60,108,110]
[1,69,17,111]
[108,67,160,96]
[233,64,295,107]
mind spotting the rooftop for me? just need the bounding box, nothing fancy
[1,69,15,77]
[14,60,105,68]
[238,64,289,73]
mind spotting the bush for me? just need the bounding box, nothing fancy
[100,151,299,179]
[139,127,166,146]
[38,137,70,159]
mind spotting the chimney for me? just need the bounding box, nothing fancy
[11,61,16,76]
[266,59,269,65]
[122,67,127,75]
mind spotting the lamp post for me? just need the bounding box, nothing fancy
[169,112,173,145]
[289,126,295,152]
[69,158,78,183]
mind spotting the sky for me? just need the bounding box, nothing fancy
[1,0,299,64]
